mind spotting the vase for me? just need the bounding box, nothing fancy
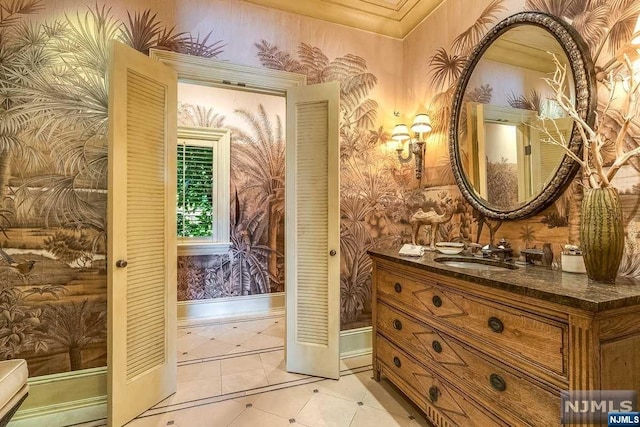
[580,187,624,283]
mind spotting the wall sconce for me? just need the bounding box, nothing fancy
[392,113,432,179]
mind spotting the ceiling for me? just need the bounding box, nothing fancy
[241,0,446,39]
[484,26,567,74]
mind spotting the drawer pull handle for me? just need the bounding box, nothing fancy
[428,386,440,403]
[432,295,442,307]
[432,340,442,353]
[394,283,402,293]
[392,319,403,330]
[393,357,401,368]
[488,316,504,333]
[490,374,507,392]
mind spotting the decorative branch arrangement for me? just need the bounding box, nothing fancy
[537,50,640,189]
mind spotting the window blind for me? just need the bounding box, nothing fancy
[177,143,214,237]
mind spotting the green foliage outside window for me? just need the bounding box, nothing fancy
[177,145,214,237]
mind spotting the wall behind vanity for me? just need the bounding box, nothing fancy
[402,0,640,275]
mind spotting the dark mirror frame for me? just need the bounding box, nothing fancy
[449,11,597,220]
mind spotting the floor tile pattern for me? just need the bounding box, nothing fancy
[75,314,432,427]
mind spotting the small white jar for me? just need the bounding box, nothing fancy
[561,253,586,274]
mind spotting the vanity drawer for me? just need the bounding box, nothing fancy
[377,336,505,427]
[376,303,561,427]
[376,268,567,376]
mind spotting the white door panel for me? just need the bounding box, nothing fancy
[285,81,340,379]
[107,40,177,426]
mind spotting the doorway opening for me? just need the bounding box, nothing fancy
[175,83,286,306]
[148,48,341,380]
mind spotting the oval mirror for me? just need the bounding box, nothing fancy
[450,12,596,220]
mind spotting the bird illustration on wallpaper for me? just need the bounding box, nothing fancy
[0,247,36,281]
[0,1,225,375]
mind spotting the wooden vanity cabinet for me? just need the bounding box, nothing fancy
[370,255,640,427]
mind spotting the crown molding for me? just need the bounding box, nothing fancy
[241,0,444,39]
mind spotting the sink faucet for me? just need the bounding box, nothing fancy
[498,238,510,249]
[483,247,513,262]
[480,238,513,262]
[520,242,554,266]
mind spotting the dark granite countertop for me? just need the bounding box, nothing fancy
[368,247,640,312]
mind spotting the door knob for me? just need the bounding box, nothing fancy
[329,250,336,256]
[116,260,128,268]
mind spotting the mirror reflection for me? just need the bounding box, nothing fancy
[458,25,575,210]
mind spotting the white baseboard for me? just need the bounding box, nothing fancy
[10,397,106,427]
[179,295,371,358]
[178,292,285,323]
[11,368,107,427]
[340,326,372,359]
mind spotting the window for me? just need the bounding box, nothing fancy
[177,143,214,237]
[176,127,230,256]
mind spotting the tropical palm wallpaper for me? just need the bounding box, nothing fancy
[0,1,231,376]
[0,0,404,376]
[176,85,286,299]
[1,0,640,379]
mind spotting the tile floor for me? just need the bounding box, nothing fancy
[78,314,432,427]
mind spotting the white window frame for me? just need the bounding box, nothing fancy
[177,126,231,256]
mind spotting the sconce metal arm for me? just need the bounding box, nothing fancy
[396,142,414,163]
[412,140,425,179]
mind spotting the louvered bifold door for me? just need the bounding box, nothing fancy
[107,41,177,427]
[530,117,574,191]
[285,81,340,379]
